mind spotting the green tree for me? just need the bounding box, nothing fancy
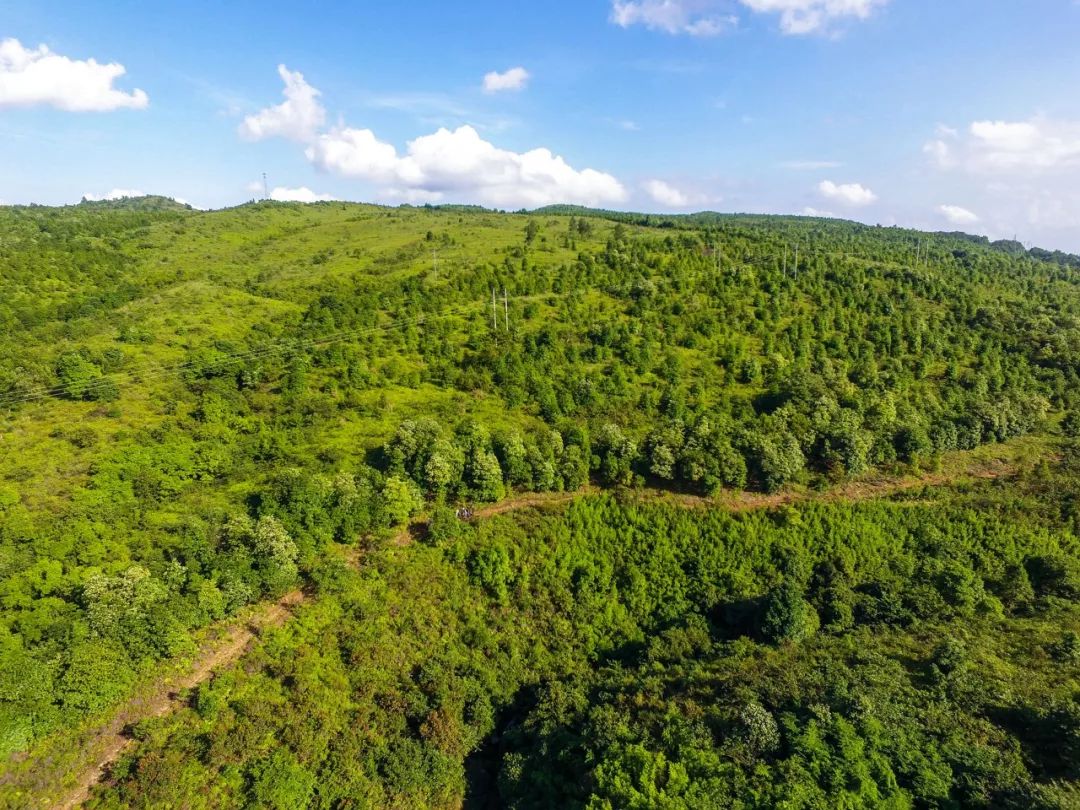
[252,516,299,594]
[382,475,422,527]
[594,423,638,487]
[762,583,819,643]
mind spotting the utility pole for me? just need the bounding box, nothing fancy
[492,288,498,331]
[503,288,509,331]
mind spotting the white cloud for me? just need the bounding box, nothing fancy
[801,206,837,217]
[306,127,399,179]
[306,124,627,208]
[643,179,712,208]
[0,38,148,111]
[239,64,325,142]
[245,180,265,194]
[243,66,626,209]
[610,0,885,36]
[926,117,1080,173]
[923,138,954,168]
[610,1,738,36]
[482,67,530,93]
[779,159,842,170]
[938,204,979,226]
[269,186,337,203]
[739,0,889,34]
[818,179,877,206]
[82,188,146,201]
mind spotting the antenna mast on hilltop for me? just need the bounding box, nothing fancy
[262,173,269,200]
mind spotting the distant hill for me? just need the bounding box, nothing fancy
[77,194,193,212]
[535,204,1080,268]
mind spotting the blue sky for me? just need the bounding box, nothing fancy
[2,1,1079,249]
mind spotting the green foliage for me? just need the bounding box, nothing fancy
[75,468,1080,808]
[1,201,1080,804]
[752,430,806,493]
[381,475,423,527]
[761,583,820,643]
[248,749,317,810]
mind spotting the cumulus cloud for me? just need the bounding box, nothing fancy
[269,186,337,203]
[938,204,979,226]
[239,65,325,142]
[0,38,148,111]
[922,117,1080,249]
[610,1,738,36]
[643,179,712,208]
[82,188,146,201]
[926,117,1080,173]
[610,0,886,36]
[306,124,626,208]
[242,65,625,209]
[739,0,889,35]
[818,179,877,206]
[483,67,530,93]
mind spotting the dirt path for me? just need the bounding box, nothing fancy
[8,589,306,810]
[392,452,1020,544]
[30,446,1030,808]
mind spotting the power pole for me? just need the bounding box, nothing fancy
[492,288,498,331]
[503,288,509,331]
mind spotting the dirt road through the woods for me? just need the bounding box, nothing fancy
[43,449,1023,808]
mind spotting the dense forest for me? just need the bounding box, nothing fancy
[0,199,1077,807]
[79,459,1080,808]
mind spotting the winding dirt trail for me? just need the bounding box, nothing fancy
[392,451,1021,545]
[2,589,306,810]
[20,445,1029,808]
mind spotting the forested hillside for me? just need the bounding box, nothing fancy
[0,200,1078,807]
